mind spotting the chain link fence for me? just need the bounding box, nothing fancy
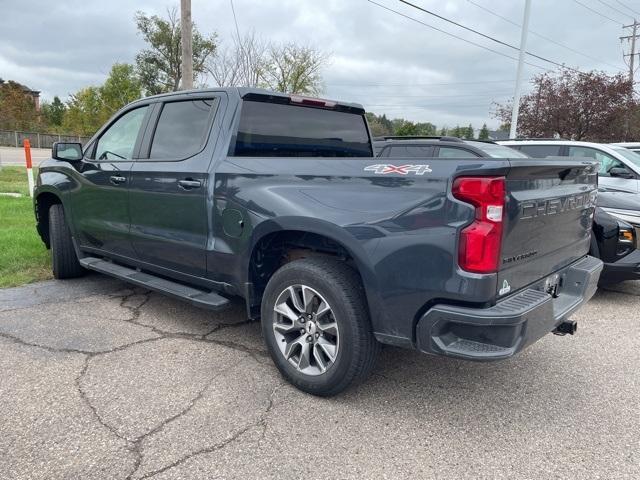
[0,130,91,149]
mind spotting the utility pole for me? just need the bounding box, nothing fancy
[621,20,640,138]
[180,0,194,90]
[509,0,532,140]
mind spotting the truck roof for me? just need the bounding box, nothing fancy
[132,87,366,113]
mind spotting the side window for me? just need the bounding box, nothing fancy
[518,145,562,157]
[93,106,148,160]
[437,147,480,158]
[568,147,623,176]
[149,99,217,160]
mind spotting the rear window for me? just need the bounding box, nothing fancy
[150,99,216,160]
[389,145,434,157]
[233,101,372,157]
[516,144,562,158]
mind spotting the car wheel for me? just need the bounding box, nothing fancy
[49,204,85,279]
[261,257,380,396]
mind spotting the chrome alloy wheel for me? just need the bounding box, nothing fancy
[272,284,339,376]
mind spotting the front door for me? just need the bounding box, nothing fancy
[71,105,149,257]
[128,96,221,278]
[567,146,640,194]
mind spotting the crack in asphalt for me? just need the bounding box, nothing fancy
[136,382,285,480]
[1,285,274,480]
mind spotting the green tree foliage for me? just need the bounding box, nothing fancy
[478,123,490,140]
[41,96,66,129]
[365,112,393,137]
[63,64,142,136]
[135,8,217,95]
[439,127,447,136]
[464,124,475,139]
[100,64,142,115]
[0,80,38,130]
[62,87,104,136]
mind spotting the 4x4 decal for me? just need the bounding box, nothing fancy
[364,164,433,175]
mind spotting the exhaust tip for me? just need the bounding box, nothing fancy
[553,320,578,336]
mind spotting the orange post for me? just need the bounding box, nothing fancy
[24,139,34,197]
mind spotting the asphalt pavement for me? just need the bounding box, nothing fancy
[0,273,638,479]
[0,146,49,166]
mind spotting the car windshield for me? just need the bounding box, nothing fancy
[610,146,640,170]
[465,141,529,158]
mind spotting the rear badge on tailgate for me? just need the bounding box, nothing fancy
[364,164,432,175]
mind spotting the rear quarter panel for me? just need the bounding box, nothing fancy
[209,156,511,345]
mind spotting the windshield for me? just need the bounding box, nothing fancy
[466,141,529,158]
[610,146,640,170]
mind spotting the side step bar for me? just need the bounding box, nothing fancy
[79,257,230,311]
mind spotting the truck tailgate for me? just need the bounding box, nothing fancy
[498,159,598,296]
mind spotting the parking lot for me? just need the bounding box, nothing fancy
[1,274,638,479]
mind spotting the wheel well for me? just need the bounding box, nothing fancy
[248,230,359,314]
[35,192,62,248]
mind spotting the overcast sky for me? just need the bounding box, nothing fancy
[0,0,633,129]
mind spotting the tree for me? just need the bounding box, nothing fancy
[62,63,143,136]
[208,31,267,88]
[0,80,38,130]
[395,120,418,136]
[493,70,634,141]
[439,127,447,136]
[478,123,490,140]
[463,124,474,139]
[261,43,328,95]
[134,8,217,95]
[41,96,66,129]
[99,64,142,115]
[62,87,104,136]
[366,112,393,137]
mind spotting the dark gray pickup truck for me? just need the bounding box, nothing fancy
[34,88,602,395]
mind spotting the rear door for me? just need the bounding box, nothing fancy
[128,94,223,277]
[498,159,598,296]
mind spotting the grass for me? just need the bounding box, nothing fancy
[0,166,52,288]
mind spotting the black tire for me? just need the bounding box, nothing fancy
[49,204,85,279]
[261,257,380,396]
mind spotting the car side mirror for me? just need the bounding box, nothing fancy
[609,167,634,179]
[52,142,83,162]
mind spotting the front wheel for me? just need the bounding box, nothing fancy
[49,204,85,279]
[261,257,379,396]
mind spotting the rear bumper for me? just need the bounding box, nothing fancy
[599,249,640,284]
[415,255,603,361]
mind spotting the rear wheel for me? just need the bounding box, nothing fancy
[261,257,379,396]
[49,204,85,279]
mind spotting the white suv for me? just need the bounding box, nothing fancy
[499,140,640,194]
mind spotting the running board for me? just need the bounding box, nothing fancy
[79,257,230,311]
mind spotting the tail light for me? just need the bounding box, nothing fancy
[452,176,506,274]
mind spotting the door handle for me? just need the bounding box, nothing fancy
[178,179,202,190]
[109,175,127,185]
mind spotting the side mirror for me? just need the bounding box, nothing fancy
[52,142,83,162]
[609,166,634,179]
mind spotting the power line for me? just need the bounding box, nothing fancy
[595,0,635,20]
[229,0,242,44]
[615,0,640,17]
[571,0,623,25]
[466,0,624,70]
[396,0,582,73]
[367,0,550,71]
